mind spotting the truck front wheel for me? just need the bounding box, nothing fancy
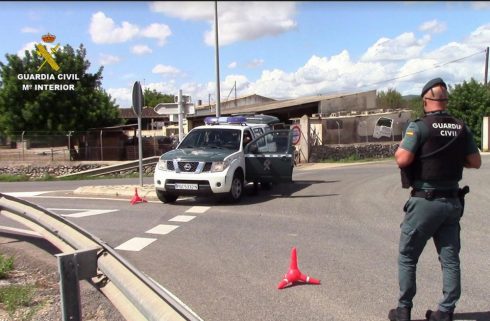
[228,172,244,202]
[156,190,178,203]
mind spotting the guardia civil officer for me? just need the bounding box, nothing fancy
[388,78,481,321]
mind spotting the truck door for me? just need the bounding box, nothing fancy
[244,129,294,183]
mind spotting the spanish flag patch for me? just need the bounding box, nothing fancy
[405,131,414,136]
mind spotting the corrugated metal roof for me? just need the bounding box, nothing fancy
[190,91,361,118]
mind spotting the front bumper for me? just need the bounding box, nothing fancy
[154,167,233,195]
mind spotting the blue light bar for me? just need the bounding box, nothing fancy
[204,116,247,125]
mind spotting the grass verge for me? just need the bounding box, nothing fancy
[0,284,35,315]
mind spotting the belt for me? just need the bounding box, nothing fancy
[410,189,459,200]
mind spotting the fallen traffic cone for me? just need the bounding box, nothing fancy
[277,247,320,289]
[130,187,147,205]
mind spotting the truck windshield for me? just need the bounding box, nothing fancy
[178,128,241,151]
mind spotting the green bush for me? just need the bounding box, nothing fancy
[0,254,14,279]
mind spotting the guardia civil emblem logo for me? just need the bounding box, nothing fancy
[36,33,60,71]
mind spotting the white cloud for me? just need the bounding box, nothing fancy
[464,23,490,47]
[131,45,153,55]
[151,1,297,46]
[107,87,132,108]
[361,33,431,62]
[247,58,264,68]
[89,12,172,47]
[90,12,139,44]
[141,23,172,46]
[228,61,237,69]
[152,64,181,75]
[17,42,37,57]
[419,20,447,34]
[99,53,121,65]
[21,27,40,33]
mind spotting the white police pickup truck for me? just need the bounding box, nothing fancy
[154,115,294,203]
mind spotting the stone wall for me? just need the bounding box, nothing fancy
[0,161,157,179]
[0,163,105,179]
[309,142,399,162]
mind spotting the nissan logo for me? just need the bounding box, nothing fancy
[184,163,192,171]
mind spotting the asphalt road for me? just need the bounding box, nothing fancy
[1,156,489,321]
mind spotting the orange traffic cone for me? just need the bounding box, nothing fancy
[130,187,147,205]
[277,247,320,289]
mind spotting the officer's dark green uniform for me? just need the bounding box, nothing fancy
[398,111,477,308]
[389,78,480,321]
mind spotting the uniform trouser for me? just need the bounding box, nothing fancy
[398,196,463,313]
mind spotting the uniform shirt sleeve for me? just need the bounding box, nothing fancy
[399,121,422,153]
[464,126,480,155]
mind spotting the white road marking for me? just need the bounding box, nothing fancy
[4,191,57,197]
[0,226,42,237]
[185,206,210,214]
[115,237,157,251]
[2,192,159,202]
[169,215,196,223]
[49,208,118,218]
[145,224,179,235]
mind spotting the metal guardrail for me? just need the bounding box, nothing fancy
[0,192,203,321]
[57,156,160,178]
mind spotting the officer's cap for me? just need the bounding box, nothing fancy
[421,78,447,98]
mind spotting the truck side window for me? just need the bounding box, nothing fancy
[242,130,252,148]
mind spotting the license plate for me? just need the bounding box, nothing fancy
[175,183,198,190]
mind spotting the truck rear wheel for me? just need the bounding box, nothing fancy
[156,190,178,203]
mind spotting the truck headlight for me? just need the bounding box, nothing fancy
[158,160,168,171]
[210,159,230,172]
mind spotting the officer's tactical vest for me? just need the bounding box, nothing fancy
[413,113,466,182]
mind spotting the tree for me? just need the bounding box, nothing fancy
[0,44,121,136]
[405,96,423,119]
[143,88,174,109]
[377,88,403,110]
[447,79,490,148]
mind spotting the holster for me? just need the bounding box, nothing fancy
[400,166,414,189]
[458,185,470,217]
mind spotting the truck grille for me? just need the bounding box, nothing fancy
[177,161,199,172]
[165,161,213,173]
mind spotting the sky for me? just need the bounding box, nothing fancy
[1,1,490,108]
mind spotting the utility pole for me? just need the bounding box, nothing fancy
[485,46,489,85]
[214,1,221,117]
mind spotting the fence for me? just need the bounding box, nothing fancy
[0,131,176,162]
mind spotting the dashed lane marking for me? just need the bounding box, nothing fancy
[185,206,210,214]
[169,215,196,222]
[145,224,179,235]
[115,237,157,251]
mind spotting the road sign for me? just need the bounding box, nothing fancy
[291,125,301,145]
[154,103,195,115]
[132,81,144,117]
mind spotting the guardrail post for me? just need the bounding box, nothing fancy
[56,248,99,321]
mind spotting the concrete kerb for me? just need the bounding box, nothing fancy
[73,184,158,200]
